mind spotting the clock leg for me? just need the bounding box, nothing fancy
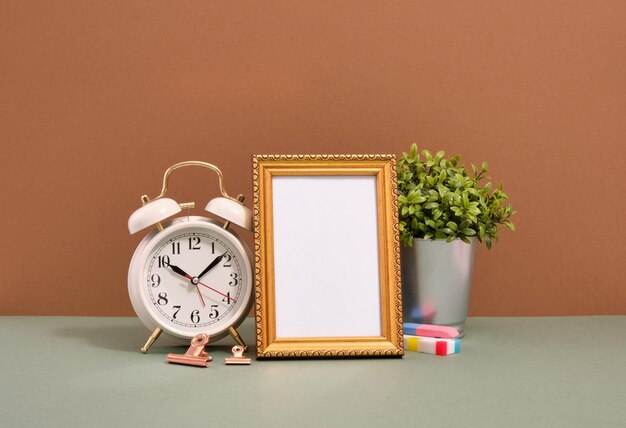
[140,327,163,354]
[228,326,247,352]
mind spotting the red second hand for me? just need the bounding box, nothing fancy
[194,284,206,307]
[184,274,237,303]
[198,281,237,303]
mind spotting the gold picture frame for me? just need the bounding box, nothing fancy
[252,154,403,358]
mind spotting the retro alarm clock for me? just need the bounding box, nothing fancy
[127,161,253,353]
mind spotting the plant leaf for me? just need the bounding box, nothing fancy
[462,228,477,236]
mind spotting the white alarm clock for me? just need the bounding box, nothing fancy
[127,161,253,353]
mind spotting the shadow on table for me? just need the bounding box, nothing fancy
[54,323,158,353]
[53,323,239,356]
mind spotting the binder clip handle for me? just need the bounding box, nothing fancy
[166,333,213,367]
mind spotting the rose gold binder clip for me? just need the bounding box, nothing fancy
[166,333,213,367]
[225,345,251,365]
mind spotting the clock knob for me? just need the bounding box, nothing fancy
[128,198,182,234]
[205,197,252,231]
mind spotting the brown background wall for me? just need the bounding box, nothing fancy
[1,1,625,317]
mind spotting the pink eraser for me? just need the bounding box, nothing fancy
[402,323,459,338]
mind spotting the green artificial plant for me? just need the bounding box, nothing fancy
[398,144,515,248]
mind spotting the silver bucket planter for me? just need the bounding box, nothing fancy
[400,238,477,337]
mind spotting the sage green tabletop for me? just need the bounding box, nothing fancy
[0,316,624,427]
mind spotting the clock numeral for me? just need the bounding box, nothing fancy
[171,242,180,254]
[223,254,232,267]
[190,310,200,324]
[210,241,215,254]
[209,305,219,319]
[222,292,233,305]
[158,255,170,268]
[150,274,161,288]
[172,305,181,319]
[188,236,201,250]
[157,292,168,305]
[229,272,239,286]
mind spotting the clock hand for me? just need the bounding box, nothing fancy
[168,264,206,307]
[168,264,233,304]
[169,264,192,280]
[197,253,226,279]
[196,280,237,303]
[194,284,206,307]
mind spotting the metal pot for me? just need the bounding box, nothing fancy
[400,238,477,337]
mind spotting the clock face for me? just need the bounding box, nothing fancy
[135,220,252,339]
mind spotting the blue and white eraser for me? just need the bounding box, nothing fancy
[403,335,460,356]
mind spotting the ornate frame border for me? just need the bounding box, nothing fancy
[252,154,403,358]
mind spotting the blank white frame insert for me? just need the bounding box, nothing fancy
[271,176,381,338]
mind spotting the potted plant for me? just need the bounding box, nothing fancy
[398,144,515,336]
